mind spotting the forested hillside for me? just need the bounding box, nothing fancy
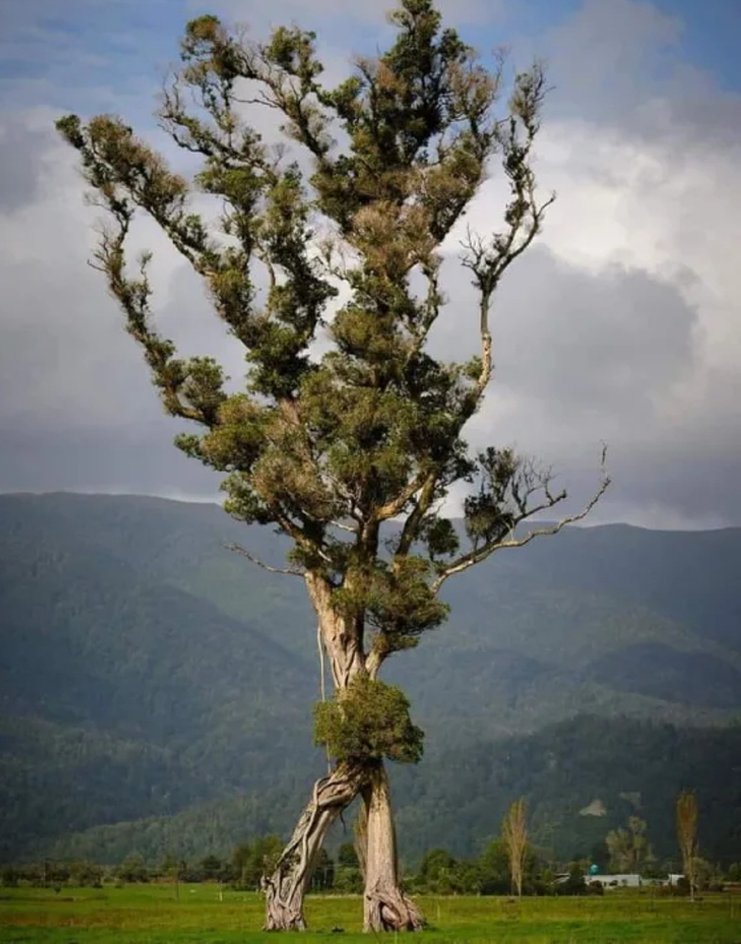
[37,716,741,869]
[1,493,739,863]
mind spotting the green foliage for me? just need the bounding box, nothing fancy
[116,855,149,883]
[333,556,449,658]
[337,843,359,869]
[314,676,423,764]
[55,1,568,676]
[416,848,467,894]
[309,848,335,892]
[554,865,589,897]
[476,838,544,896]
[605,817,654,873]
[232,835,283,890]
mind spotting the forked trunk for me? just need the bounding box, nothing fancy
[362,761,424,932]
[263,761,367,930]
[264,575,417,931]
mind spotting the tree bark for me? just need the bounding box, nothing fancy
[264,575,371,929]
[263,761,368,930]
[264,574,420,931]
[362,761,424,932]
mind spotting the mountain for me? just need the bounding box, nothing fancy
[35,716,741,868]
[1,492,739,863]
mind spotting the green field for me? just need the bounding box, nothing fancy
[1,886,740,943]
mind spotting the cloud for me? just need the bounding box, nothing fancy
[0,118,50,210]
[429,0,741,527]
[0,0,739,529]
[204,0,503,28]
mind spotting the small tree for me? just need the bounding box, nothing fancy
[116,854,149,884]
[478,838,510,895]
[676,790,698,901]
[57,0,607,930]
[502,797,528,897]
[201,854,223,881]
[605,816,653,874]
[309,848,335,891]
[233,835,283,890]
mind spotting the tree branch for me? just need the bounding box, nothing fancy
[433,448,610,592]
[376,468,432,522]
[225,542,305,576]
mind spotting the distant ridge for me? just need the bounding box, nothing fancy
[1,493,739,863]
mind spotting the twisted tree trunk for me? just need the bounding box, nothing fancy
[362,761,423,932]
[262,761,368,930]
[264,574,370,930]
[263,573,423,931]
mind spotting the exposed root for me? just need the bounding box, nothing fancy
[364,884,424,932]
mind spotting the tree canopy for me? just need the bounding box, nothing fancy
[57,1,606,660]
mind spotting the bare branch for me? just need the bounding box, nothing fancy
[225,542,304,577]
[433,450,610,592]
[332,520,359,535]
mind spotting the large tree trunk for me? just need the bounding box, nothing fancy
[362,762,424,932]
[263,761,368,930]
[263,573,417,931]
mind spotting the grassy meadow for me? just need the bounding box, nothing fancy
[1,885,740,944]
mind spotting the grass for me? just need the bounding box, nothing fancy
[1,884,740,943]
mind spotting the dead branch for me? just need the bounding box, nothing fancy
[224,542,304,576]
[432,447,610,592]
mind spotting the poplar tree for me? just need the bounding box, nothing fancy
[676,790,699,901]
[57,0,606,930]
[502,797,528,897]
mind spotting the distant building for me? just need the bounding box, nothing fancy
[587,873,642,889]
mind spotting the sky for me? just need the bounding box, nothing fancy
[1,0,740,530]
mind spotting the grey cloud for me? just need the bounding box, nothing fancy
[430,245,697,418]
[425,242,741,528]
[0,252,158,432]
[208,0,501,27]
[0,424,221,497]
[533,0,682,121]
[0,119,48,210]
[531,0,741,153]
[1,1,740,530]
[491,249,697,413]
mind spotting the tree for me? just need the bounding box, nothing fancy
[417,848,459,894]
[116,854,149,884]
[335,841,363,893]
[478,838,511,895]
[502,797,528,897]
[233,835,283,890]
[676,790,698,901]
[160,855,186,899]
[605,816,653,874]
[337,842,359,870]
[201,854,223,881]
[309,848,335,891]
[57,0,607,930]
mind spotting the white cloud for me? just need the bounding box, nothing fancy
[205,0,503,27]
[0,0,739,528]
[412,0,738,527]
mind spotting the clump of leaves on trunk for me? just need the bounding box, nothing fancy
[314,676,423,764]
